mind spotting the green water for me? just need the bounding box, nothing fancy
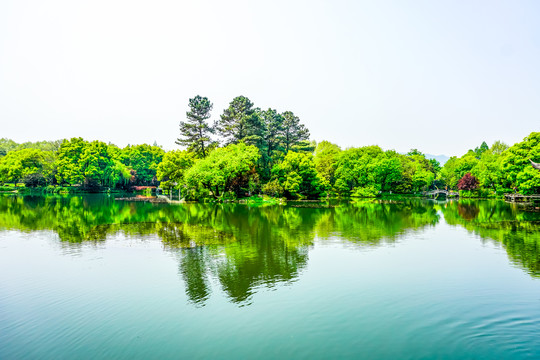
[1,195,540,359]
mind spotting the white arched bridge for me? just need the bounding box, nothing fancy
[423,189,459,198]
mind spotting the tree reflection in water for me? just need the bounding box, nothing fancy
[441,199,540,277]
[1,194,539,305]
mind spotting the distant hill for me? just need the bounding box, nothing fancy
[425,154,450,166]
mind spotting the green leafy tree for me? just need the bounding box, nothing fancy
[490,140,508,155]
[439,156,460,189]
[272,152,326,199]
[0,148,49,184]
[156,150,195,190]
[333,146,386,196]
[185,143,260,199]
[440,151,478,189]
[500,132,540,194]
[474,141,489,158]
[0,138,19,156]
[314,141,341,185]
[408,152,436,192]
[429,158,441,173]
[262,179,284,197]
[456,152,479,176]
[55,138,88,185]
[392,151,437,193]
[120,144,164,185]
[16,140,63,152]
[375,154,402,192]
[80,141,118,187]
[411,167,435,192]
[56,138,130,188]
[176,95,217,158]
[471,145,505,192]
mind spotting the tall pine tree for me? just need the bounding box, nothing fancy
[257,108,285,179]
[217,96,264,146]
[176,95,216,158]
[281,111,310,153]
[261,108,284,159]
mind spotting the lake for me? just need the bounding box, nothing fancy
[1,194,540,359]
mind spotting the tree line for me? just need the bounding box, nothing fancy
[0,95,539,198]
[0,138,164,189]
[439,133,540,196]
[158,95,443,199]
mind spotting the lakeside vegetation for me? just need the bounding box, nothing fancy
[1,95,539,199]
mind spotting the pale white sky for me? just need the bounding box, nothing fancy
[1,0,539,156]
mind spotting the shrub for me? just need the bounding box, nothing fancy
[262,179,284,198]
[457,173,479,191]
[351,185,379,198]
[22,173,47,187]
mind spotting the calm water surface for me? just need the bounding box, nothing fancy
[1,195,540,359]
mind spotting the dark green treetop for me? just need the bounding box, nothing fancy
[474,141,489,159]
[260,108,284,158]
[281,111,310,153]
[407,149,424,157]
[217,96,263,146]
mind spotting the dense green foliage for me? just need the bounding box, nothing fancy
[272,152,327,199]
[328,146,436,197]
[0,148,54,184]
[440,132,540,195]
[0,138,62,155]
[0,138,163,190]
[184,143,260,199]
[0,94,538,198]
[119,144,164,185]
[156,150,195,190]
